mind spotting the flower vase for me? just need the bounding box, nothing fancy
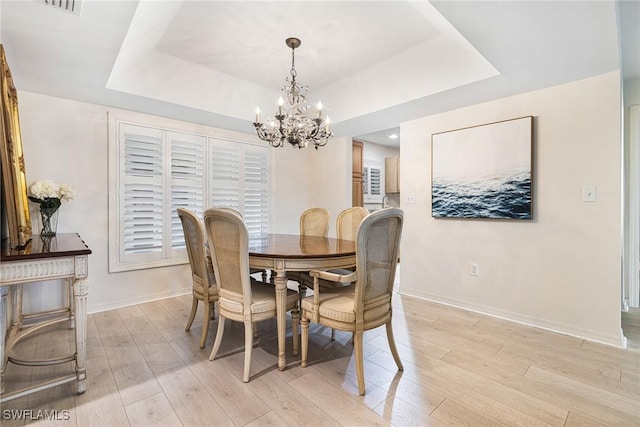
[40,207,59,236]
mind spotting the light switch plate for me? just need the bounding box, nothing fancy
[406,192,416,204]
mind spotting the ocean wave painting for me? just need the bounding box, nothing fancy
[431,116,533,220]
[432,171,531,219]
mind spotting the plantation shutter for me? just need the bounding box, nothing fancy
[363,166,369,196]
[370,166,382,196]
[243,148,269,236]
[363,161,384,202]
[120,124,164,262]
[209,139,270,235]
[169,132,206,251]
[110,113,271,272]
[209,143,241,210]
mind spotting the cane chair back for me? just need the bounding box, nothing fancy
[336,206,369,241]
[300,207,330,237]
[204,208,299,382]
[177,208,218,349]
[300,207,404,395]
[287,207,330,288]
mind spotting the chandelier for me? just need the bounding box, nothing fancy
[253,37,333,149]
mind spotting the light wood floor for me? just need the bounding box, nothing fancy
[3,291,639,426]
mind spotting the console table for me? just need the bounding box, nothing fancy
[0,233,91,403]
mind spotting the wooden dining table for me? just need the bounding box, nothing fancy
[248,233,356,370]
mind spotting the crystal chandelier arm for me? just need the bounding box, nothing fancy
[253,37,333,150]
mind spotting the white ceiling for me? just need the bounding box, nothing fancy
[1,0,637,149]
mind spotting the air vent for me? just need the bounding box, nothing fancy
[39,0,82,16]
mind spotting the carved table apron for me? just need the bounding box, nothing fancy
[0,233,91,403]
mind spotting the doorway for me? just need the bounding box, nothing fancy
[622,104,640,348]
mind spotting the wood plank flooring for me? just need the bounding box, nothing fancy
[3,291,639,426]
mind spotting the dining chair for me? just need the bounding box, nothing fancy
[287,207,330,291]
[204,208,299,382]
[300,207,330,237]
[297,206,368,339]
[300,207,404,395]
[177,208,218,349]
[336,206,369,241]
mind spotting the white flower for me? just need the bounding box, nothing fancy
[29,180,58,199]
[28,180,75,202]
[58,184,75,201]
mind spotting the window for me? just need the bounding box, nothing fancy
[363,160,384,203]
[109,115,270,272]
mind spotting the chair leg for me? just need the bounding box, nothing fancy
[331,328,336,341]
[298,284,307,309]
[199,301,210,349]
[291,307,299,356]
[386,320,404,371]
[209,316,226,361]
[243,321,254,383]
[354,330,366,396]
[253,321,259,338]
[301,317,309,367]
[185,296,198,332]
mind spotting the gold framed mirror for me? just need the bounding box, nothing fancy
[1,44,32,248]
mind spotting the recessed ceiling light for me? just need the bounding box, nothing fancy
[389,134,399,139]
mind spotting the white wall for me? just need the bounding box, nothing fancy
[400,71,623,346]
[16,91,318,313]
[269,135,351,237]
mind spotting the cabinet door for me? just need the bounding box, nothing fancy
[385,156,399,193]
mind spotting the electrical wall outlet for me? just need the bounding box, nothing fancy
[470,263,480,276]
[582,186,597,202]
[406,192,416,204]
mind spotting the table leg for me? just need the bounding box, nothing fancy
[67,278,75,330]
[11,284,22,329]
[273,267,287,371]
[0,285,7,394]
[72,278,88,394]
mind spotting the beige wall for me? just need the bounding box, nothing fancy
[399,71,623,346]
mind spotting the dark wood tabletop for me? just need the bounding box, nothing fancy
[248,233,355,259]
[1,233,92,261]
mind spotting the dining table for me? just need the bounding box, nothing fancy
[248,233,356,370]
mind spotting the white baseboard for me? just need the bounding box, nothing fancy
[88,288,192,314]
[398,289,626,349]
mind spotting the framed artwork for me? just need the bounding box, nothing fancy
[1,44,32,248]
[431,116,533,220]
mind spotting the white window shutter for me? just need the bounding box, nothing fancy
[209,139,270,235]
[363,160,384,202]
[370,167,382,196]
[243,148,269,236]
[110,113,270,272]
[169,132,206,251]
[120,124,164,261]
[209,142,241,210]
